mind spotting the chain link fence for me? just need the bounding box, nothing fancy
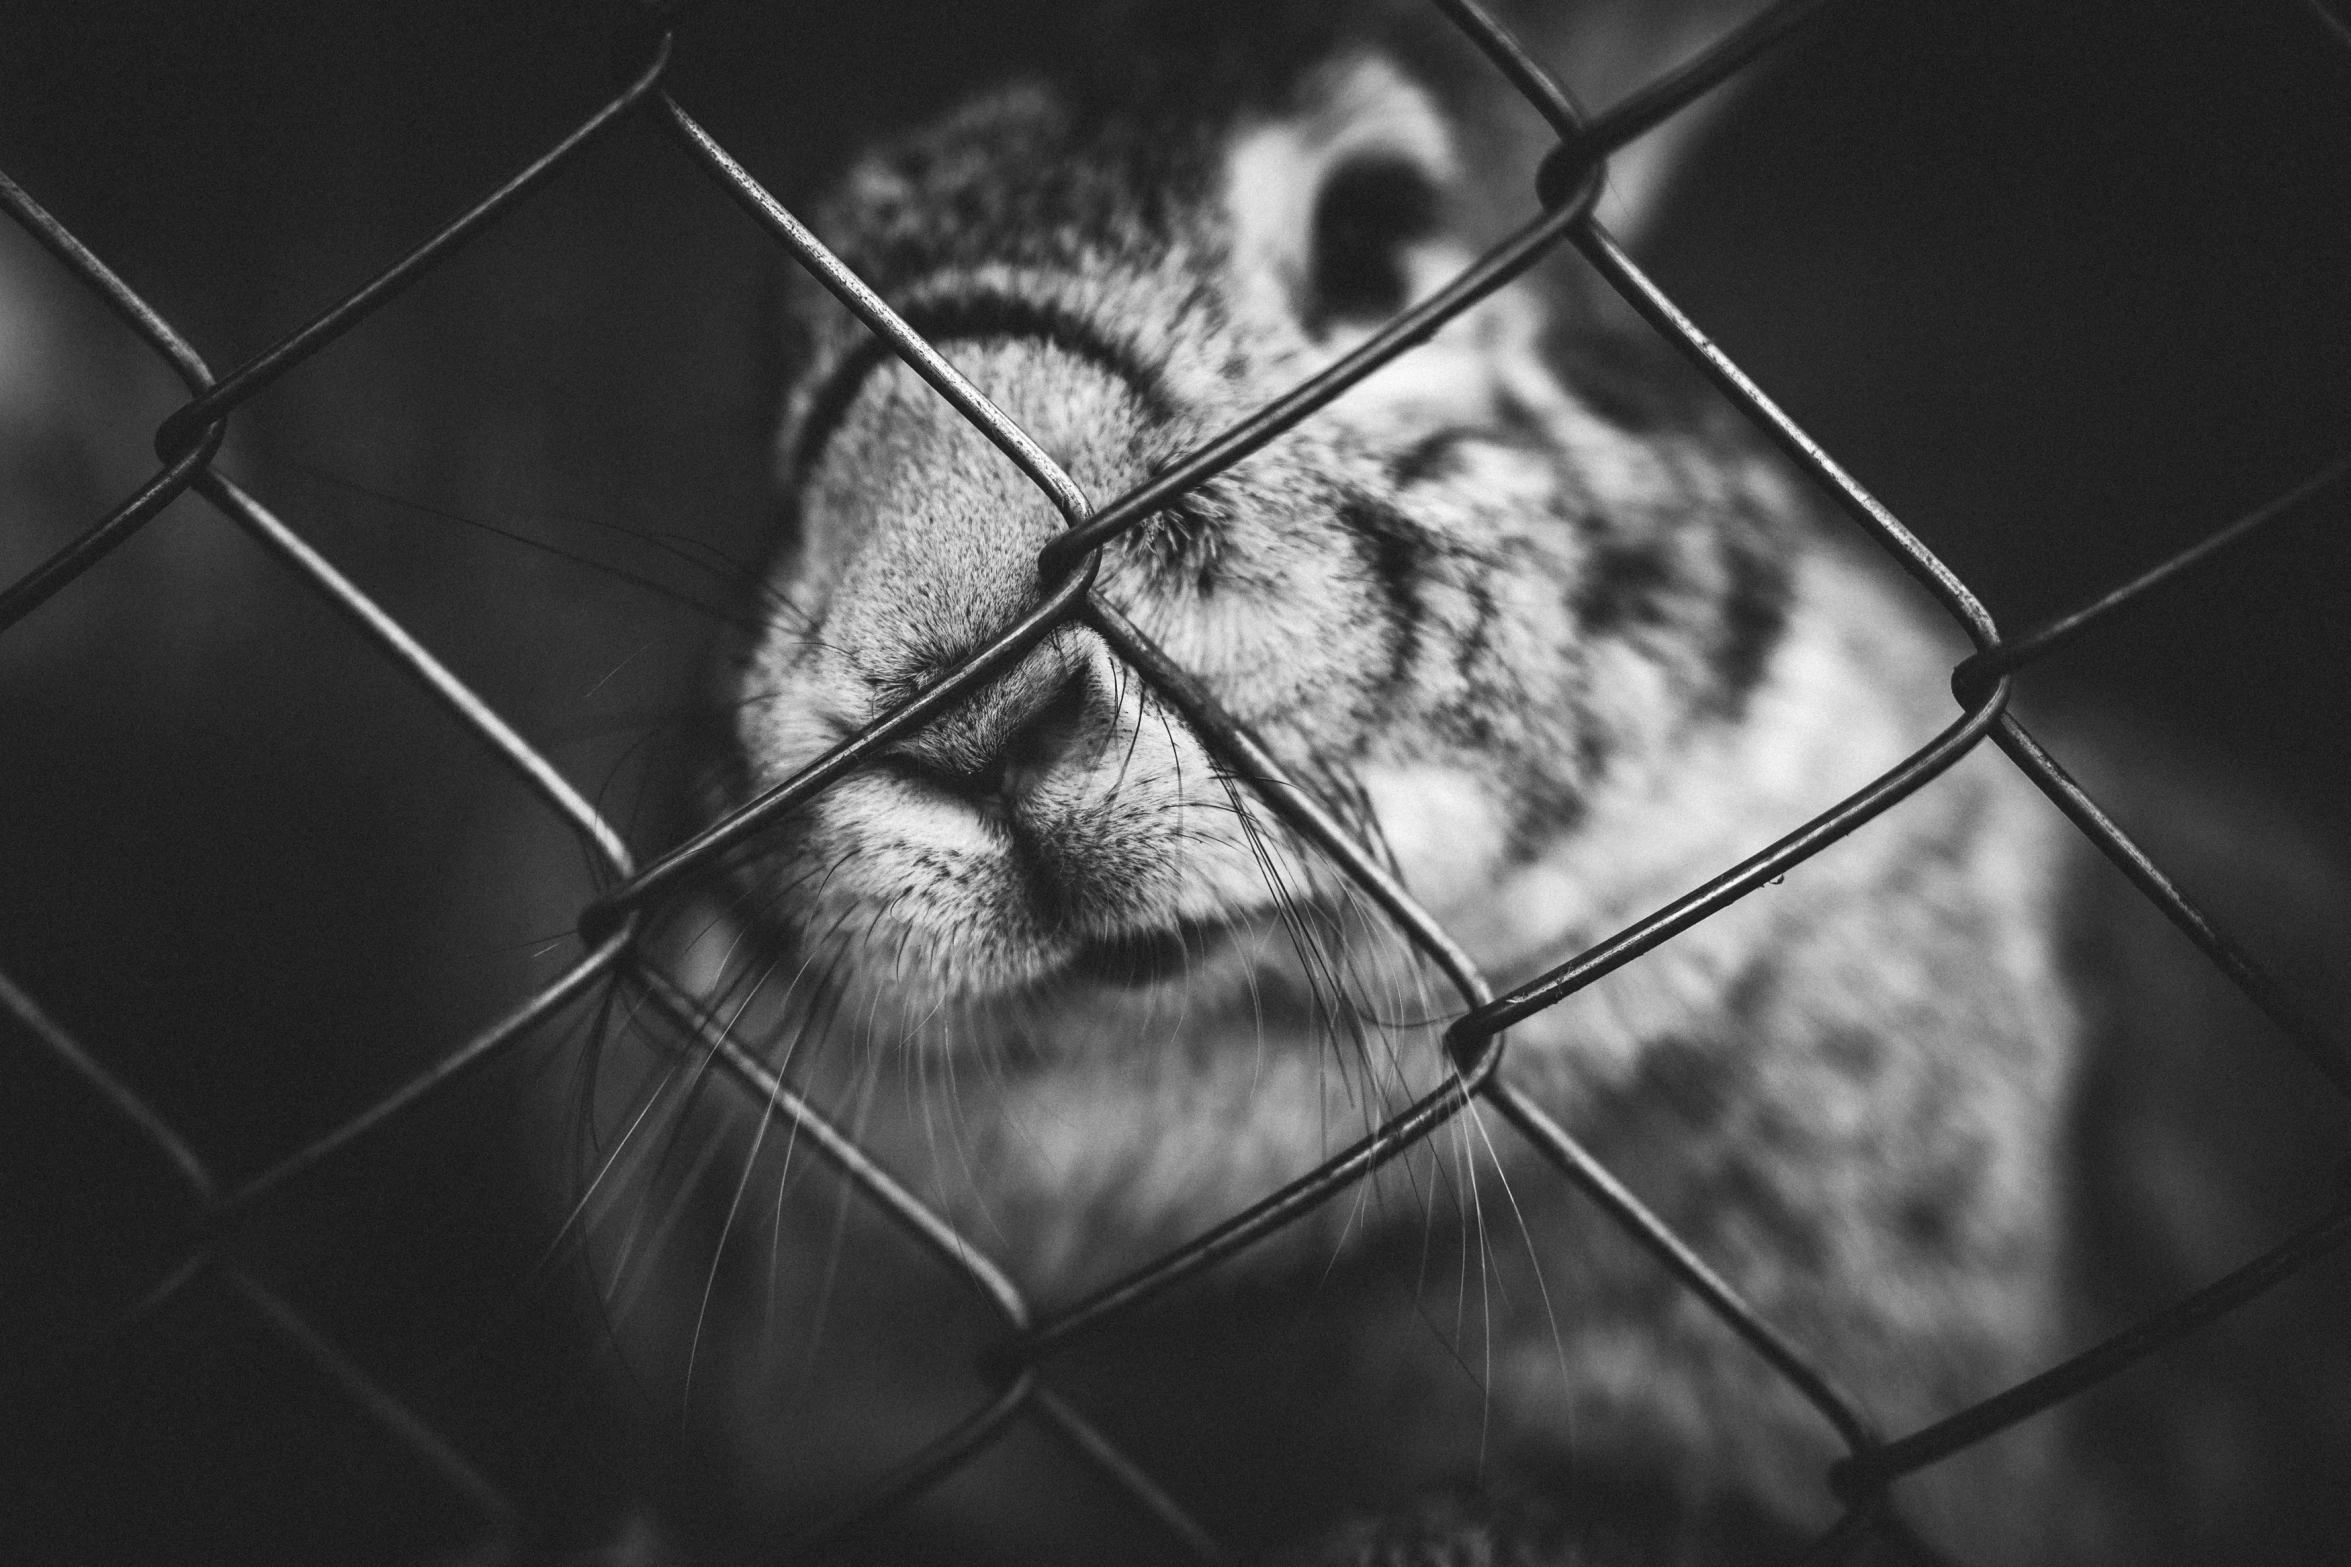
[5,0,2351,1561]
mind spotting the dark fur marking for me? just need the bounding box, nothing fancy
[1820,1028,1887,1082]
[1893,1148,1989,1259]
[1506,768,1586,857]
[1897,1191,1957,1254]
[1454,573,1498,679]
[1573,534,1675,637]
[1568,708,1608,772]
[1426,689,1502,753]
[1387,426,1470,488]
[1708,530,1793,715]
[1337,495,1430,693]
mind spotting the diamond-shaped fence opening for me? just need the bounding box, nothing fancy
[5,1,2351,1563]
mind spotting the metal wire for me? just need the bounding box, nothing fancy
[4,0,2349,1563]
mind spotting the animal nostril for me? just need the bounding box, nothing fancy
[887,666,1093,806]
[1002,669,1090,776]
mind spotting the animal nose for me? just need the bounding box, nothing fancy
[889,659,1097,807]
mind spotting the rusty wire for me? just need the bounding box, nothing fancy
[4,0,2350,1563]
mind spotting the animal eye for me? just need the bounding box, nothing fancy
[1306,154,1441,335]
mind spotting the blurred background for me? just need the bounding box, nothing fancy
[2,0,2347,1561]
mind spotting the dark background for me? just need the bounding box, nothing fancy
[2,1,2347,1562]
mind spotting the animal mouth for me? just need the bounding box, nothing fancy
[1063,915,1237,989]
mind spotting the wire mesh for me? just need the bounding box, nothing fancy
[4,0,2350,1562]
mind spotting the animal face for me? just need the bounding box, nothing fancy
[726,54,1794,1032]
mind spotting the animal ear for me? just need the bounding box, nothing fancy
[1225,55,1463,340]
[1222,0,1784,331]
[1501,0,1780,241]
